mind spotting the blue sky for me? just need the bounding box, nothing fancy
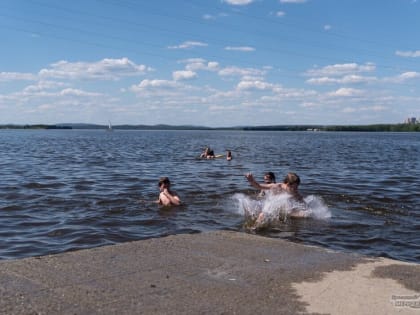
[1,0,419,126]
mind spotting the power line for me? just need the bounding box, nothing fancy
[1,0,418,89]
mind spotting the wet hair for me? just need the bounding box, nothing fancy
[283,173,300,186]
[264,172,276,183]
[158,177,170,187]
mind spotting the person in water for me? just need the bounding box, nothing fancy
[200,147,215,159]
[226,150,232,161]
[246,172,302,200]
[258,172,276,197]
[245,172,308,223]
[157,177,181,206]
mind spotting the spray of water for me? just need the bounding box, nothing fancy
[231,191,331,229]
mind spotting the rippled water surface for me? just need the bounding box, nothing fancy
[0,130,419,262]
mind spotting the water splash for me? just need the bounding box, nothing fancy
[231,192,331,229]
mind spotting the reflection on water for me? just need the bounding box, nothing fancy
[0,130,419,263]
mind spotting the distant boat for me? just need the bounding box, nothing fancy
[107,121,113,132]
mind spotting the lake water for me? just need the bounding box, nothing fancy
[0,130,419,263]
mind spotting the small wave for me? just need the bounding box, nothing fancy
[231,192,330,228]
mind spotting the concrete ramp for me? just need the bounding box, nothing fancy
[0,231,419,314]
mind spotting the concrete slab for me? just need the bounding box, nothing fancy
[0,231,419,314]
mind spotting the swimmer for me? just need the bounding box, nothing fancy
[200,147,215,159]
[259,172,276,197]
[157,177,181,206]
[246,172,303,201]
[226,150,232,161]
[245,172,309,226]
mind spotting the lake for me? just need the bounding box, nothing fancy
[0,129,419,263]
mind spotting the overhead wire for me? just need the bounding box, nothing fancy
[0,0,418,89]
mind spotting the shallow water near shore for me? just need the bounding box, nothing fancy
[0,129,419,263]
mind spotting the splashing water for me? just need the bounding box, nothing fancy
[231,192,331,229]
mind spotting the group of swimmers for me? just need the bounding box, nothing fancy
[200,147,232,161]
[157,147,311,230]
[245,171,309,224]
[157,164,305,212]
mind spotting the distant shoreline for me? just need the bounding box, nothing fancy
[0,123,419,132]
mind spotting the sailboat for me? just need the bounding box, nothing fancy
[107,120,113,132]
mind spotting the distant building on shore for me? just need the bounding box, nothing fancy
[405,117,419,124]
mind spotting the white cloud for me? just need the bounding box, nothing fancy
[276,11,286,17]
[207,62,220,70]
[203,13,228,20]
[167,41,208,49]
[181,58,220,72]
[172,70,197,81]
[237,80,274,91]
[307,74,377,85]
[306,62,376,77]
[324,24,332,31]
[399,72,420,80]
[23,80,67,93]
[39,58,151,80]
[224,46,255,52]
[395,50,420,57]
[223,0,255,5]
[328,88,364,97]
[342,105,387,114]
[218,66,266,77]
[134,79,178,89]
[0,72,37,82]
[384,71,420,83]
[59,88,101,97]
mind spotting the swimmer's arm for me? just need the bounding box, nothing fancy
[245,173,272,190]
[162,189,181,206]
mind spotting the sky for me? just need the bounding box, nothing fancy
[0,0,419,127]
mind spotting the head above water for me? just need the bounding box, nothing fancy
[158,177,171,188]
[283,173,300,186]
[264,172,276,183]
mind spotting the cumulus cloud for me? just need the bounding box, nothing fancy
[130,79,180,92]
[39,58,151,80]
[224,46,255,52]
[59,88,101,97]
[172,70,197,81]
[181,58,220,72]
[167,41,208,49]
[307,74,377,85]
[398,71,420,80]
[276,11,286,17]
[0,72,37,82]
[395,50,420,58]
[328,88,364,97]
[306,63,376,77]
[237,80,274,91]
[218,66,265,77]
[223,0,255,5]
[384,71,420,83]
[23,80,67,93]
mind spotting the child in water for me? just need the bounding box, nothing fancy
[245,172,310,228]
[157,177,181,206]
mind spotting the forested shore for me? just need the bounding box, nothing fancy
[0,123,419,132]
